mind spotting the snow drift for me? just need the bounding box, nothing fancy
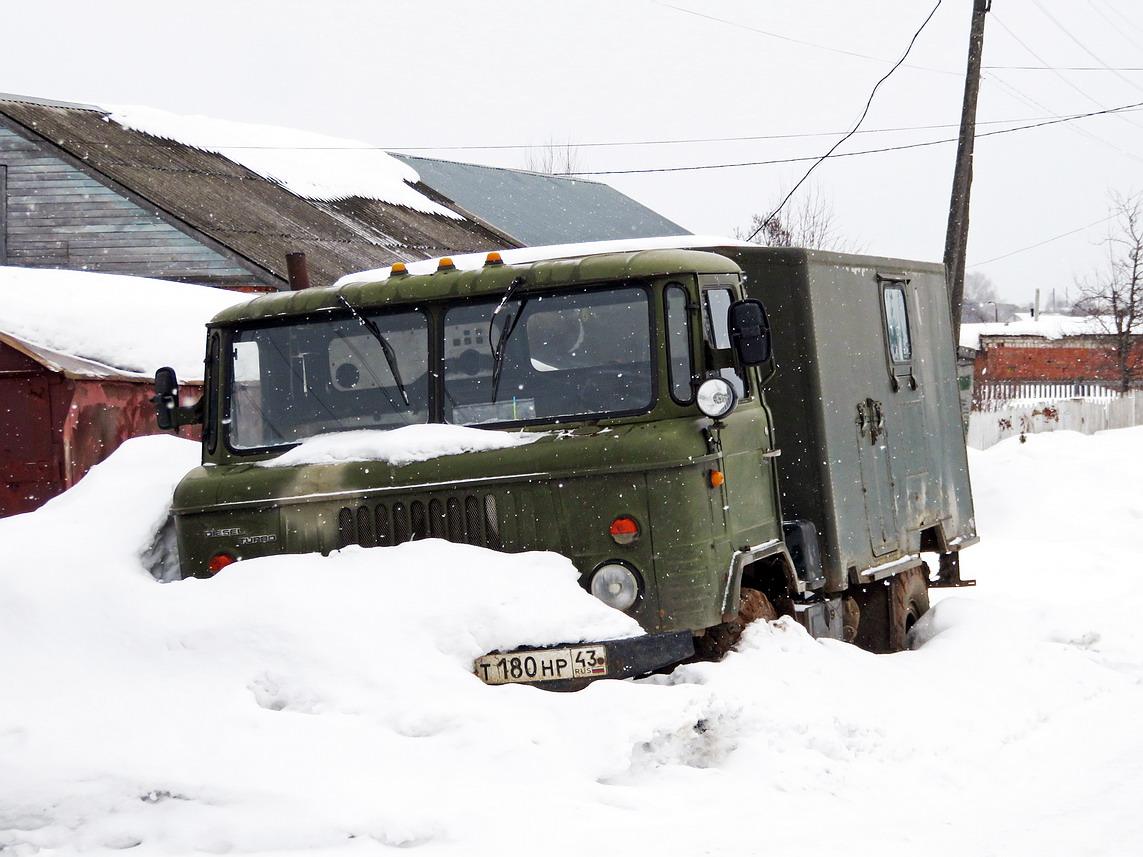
[2,427,1142,856]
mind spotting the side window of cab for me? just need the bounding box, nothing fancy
[664,283,695,403]
[702,287,748,399]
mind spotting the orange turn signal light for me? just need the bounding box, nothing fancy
[609,516,640,546]
[437,257,456,271]
[485,252,504,265]
[390,262,408,276]
[709,470,725,488]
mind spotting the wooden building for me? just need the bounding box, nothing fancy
[0,93,519,290]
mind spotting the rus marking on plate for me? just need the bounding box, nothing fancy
[474,645,607,685]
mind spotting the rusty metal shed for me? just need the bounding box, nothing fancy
[0,332,199,517]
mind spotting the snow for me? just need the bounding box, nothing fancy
[106,105,461,219]
[335,235,752,286]
[261,424,542,467]
[960,313,1109,350]
[0,266,245,380]
[3,426,1143,856]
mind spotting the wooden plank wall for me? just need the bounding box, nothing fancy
[0,164,7,263]
[0,124,263,287]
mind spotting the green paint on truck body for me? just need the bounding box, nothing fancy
[167,245,976,658]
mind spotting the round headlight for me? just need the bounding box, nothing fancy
[590,562,641,611]
[696,377,738,419]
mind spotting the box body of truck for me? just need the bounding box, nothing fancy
[157,243,975,685]
[715,246,976,593]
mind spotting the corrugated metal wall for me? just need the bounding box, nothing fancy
[0,341,202,517]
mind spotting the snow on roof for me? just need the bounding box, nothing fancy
[334,235,750,286]
[0,332,145,380]
[959,314,1109,350]
[106,105,461,219]
[0,266,246,381]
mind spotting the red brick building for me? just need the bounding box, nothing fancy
[972,331,1143,407]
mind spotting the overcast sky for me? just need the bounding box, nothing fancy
[5,0,1142,306]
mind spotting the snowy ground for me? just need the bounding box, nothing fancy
[2,427,1142,856]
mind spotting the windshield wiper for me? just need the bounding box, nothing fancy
[488,276,528,403]
[336,293,410,407]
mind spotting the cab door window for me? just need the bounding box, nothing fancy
[665,284,694,403]
[702,288,747,398]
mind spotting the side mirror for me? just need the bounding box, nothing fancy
[728,299,772,366]
[153,366,180,431]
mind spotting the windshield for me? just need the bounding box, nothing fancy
[225,285,656,451]
[228,310,429,450]
[443,285,653,425]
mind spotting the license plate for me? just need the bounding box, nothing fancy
[474,645,608,685]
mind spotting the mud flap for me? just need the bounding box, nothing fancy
[474,630,695,692]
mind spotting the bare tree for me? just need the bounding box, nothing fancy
[1074,192,1143,393]
[960,271,1000,322]
[963,271,998,305]
[736,185,861,252]
[524,136,583,176]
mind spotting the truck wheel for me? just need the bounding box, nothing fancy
[888,565,930,652]
[694,587,779,661]
[847,565,930,654]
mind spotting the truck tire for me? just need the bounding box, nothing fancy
[694,587,779,660]
[847,565,930,654]
[888,565,930,652]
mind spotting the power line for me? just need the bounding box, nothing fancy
[67,112,1089,154]
[1086,0,1143,53]
[559,101,1143,176]
[969,214,1115,266]
[1093,0,1143,39]
[1031,0,1143,96]
[984,65,1143,70]
[746,0,945,242]
[651,0,958,76]
[991,12,1143,134]
[983,72,1143,164]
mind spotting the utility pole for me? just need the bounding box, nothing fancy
[945,0,991,342]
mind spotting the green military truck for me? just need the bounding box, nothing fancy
[154,244,976,688]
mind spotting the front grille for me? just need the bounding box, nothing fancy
[337,494,501,551]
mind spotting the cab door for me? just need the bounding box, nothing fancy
[699,281,779,549]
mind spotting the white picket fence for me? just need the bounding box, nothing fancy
[974,381,1121,409]
[967,389,1143,449]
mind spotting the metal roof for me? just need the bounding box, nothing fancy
[0,331,150,381]
[390,154,690,247]
[0,94,519,288]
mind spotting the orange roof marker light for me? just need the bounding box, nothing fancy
[485,252,505,266]
[437,257,456,271]
[390,262,409,276]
